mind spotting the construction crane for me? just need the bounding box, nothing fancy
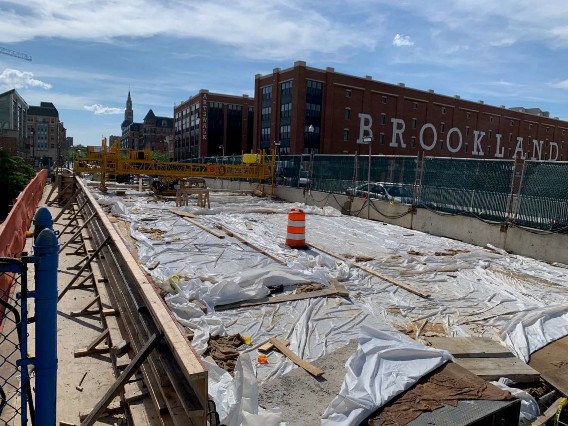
[74,139,275,193]
[0,47,32,61]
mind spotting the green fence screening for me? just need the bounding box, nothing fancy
[516,161,568,232]
[199,153,568,232]
[420,158,514,221]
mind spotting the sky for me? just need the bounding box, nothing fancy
[2,0,568,147]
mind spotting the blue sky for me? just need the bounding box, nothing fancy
[1,0,568,147]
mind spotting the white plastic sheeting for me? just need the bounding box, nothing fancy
[321,325,453,425]
[491,378,539,425]
[92,188,568,423]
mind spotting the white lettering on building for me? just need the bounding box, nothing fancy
[356,114,561,161]
[532,139,544,160]
[472,131,485,156]
[358,113,373,143]
[513,137,526,159]
[202,93,208,142]
[446,127,462,153]
[390,118,406,148]
[419,123,437,150]
[495,133,505,158]
[549,142,559,161]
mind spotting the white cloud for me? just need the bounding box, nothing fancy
[393,33,414,47]
[0,68,52,90]
[83,104,123,115]
[0,1,378,60]
[549,80,568,89]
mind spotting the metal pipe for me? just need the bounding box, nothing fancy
[33,228,59,425]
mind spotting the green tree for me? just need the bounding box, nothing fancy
[0,148,36,219]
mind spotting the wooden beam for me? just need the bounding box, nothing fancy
[181,217,225,239]
[217,224,285,265]
[268,338,324,377]
[307,242,430,299]
[216,280,349,311]
[532,397,566,426]
[74,328,110,358]
[529,335,568,395]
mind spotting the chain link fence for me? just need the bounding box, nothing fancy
[0,257,33,426]
[203,152,568,233]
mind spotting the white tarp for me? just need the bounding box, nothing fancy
[321,325,453,425]
[91,186,568,423]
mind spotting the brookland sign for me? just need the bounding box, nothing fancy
[358,113,560,161]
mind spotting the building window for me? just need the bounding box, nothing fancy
[261,106,271,121]
[382,96,387,104]
[281,103,292,118]
[511,120,514,126]
[261,86,272,100]
[280,124,291,139]
[413,102,418,109]
[509,133,512,142]
[345,89,351,98]
[442,107,446,114]
[563,130,566,135]
[467,112,471,119]
[465,144,468,153]
[440,122,445,133]
[490,116,493,123]
[379,133,385,145]
[411,137,416,147]
[343,129,349,142]
[546,127,550,132]
[344,108,350,120]
[412,118,417,129]
[380,113,386,125]
[529,124,532,129]
[305,103,321,117]
[466,126,470,136]
[281,81,293,96]
[488,146,491,155]
[261,127,270,142]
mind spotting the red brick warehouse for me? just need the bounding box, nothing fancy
[253,61,568,161]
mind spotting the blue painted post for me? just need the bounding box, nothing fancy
[32,207,54,240]
[33,228,59,425]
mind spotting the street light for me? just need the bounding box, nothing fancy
[358,135,373,219]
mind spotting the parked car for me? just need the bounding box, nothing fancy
[298,170,310,187]
[345,182,414,204]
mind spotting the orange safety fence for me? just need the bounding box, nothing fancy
[0,169,48,325]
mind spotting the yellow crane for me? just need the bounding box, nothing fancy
[74,139,275,193]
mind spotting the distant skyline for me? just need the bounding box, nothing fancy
[2,1,568,146]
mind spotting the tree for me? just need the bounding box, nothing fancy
[0,148,36,219]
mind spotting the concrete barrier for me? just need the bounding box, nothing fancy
[206,180,568,265]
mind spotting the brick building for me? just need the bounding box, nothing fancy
[173,90,254,160]
[254,61,568,161]
[0,89,29,158]
[141,109,173,152]
[28,102,67,167]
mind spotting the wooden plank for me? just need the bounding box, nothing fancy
[529,335,568,395]
[218,225,285,264]
[258,339,289,353]
[353,263,430,299]
[455,357,540,383]
[181,216,225,239]
[269,338,324,377]
[426,337,514,358]
[531,397,566,426]
[170,209,197,219]
[216,280,349,311]
[79,400,122,421]
[308,242,430,299]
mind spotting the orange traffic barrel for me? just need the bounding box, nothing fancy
[286,208,306,248]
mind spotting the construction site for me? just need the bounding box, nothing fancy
[1,141,568,426]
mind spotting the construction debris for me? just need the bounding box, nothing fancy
[204,334,246,373]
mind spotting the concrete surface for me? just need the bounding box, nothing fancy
[258,342,357,425]
[27,183,127,425]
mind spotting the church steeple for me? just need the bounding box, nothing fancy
[125,90,133,123]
